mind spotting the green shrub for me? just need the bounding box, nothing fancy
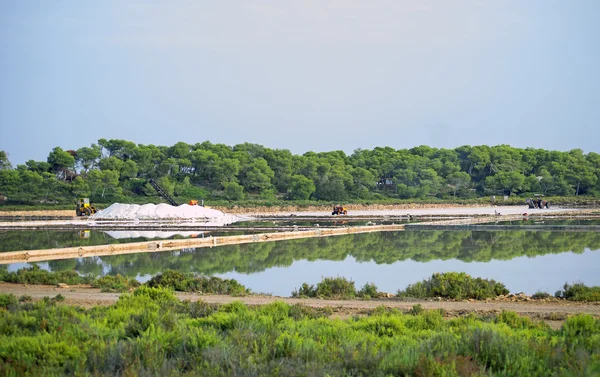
[133,286,178,304]
[0,265,91,286]
[555,283,600,302]
[531,291,551,299]
[53,294,65,302]
[91,274,140,293]
[357,282,379,299]
[408,304,424,316]
[288,304,329,320]
[495,311,548,330]
[562,314,600,337]
[291,282,317,298]
[145,270,249,295]
[317,276,356,299]
[0,293,18,309]
[292,277,358,299]
[397,272,509,300]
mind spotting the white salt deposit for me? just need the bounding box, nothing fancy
[93,203,240,225]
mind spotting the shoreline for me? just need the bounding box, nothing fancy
[1,282,598,326]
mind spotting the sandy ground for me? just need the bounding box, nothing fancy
[252,205,584,217]
[0,205,593,229]
[1,283,598,329]
[0,204,592,218]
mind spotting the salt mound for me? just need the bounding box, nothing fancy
[93,203,239,225]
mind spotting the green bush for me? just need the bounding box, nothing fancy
[408,304,425,316]
[357,282,379,299]
[291,282,317,298]
[397,272,509,300]
[0,293,18,309]
[91,274,140,292]
[555,283,600,302]
[495,311,548,330]
[292,277,357,299]
[315,276,356,299]
[0,265,91,286]
[145,269,250,295]
[132,286,179,305]
[531,291,551,299]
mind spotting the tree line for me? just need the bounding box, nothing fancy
[0,140,599,205]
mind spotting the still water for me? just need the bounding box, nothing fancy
[0,229,259,252]
[3,229,600,296]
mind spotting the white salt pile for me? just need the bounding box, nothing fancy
[93,203,240,225]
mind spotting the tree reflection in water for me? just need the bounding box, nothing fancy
[15,229,599,278]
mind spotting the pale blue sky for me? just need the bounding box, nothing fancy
[1,1,599,165]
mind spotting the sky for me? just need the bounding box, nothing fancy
[1,1,599,166]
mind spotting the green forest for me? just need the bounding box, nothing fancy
[1,141,599,206]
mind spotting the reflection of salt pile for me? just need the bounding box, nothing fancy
[93,203,240,225]
[105,231,206,239]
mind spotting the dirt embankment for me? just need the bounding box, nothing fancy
[2,203,597,217]
[0,210,76,217]
[212,203,495,215]
[0,204,487,217]
[1,283,598,328]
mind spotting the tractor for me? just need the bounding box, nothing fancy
[76,198,97,216]
[332,205,348,215]
[526,198,550,209]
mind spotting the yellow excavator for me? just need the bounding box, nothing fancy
[76,198,97,216]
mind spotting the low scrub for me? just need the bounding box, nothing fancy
[397,272,509,300]
[292,278,380,299]
[555,282,600,302]
[531,291,551,299]
[0,267,249,296]
[145,269,250,295]
[0,265,92,286]
[1,294,599,376]
[292,277,378,299]
[91,274,140,293]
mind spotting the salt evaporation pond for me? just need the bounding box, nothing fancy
[93,203,242,225]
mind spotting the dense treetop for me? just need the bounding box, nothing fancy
[0,140,599,205]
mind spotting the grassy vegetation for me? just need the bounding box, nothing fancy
[0,265,140,292]
[0,265,93,286]
[531,291,552,300]
[0,266,249,295]
[3,268,600,304]
[291,277,380,299]
[396,272,510,300]
[91,274,141,293]
[1,288,599,376]
[556,283,600,302]
[145,269,250,296]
